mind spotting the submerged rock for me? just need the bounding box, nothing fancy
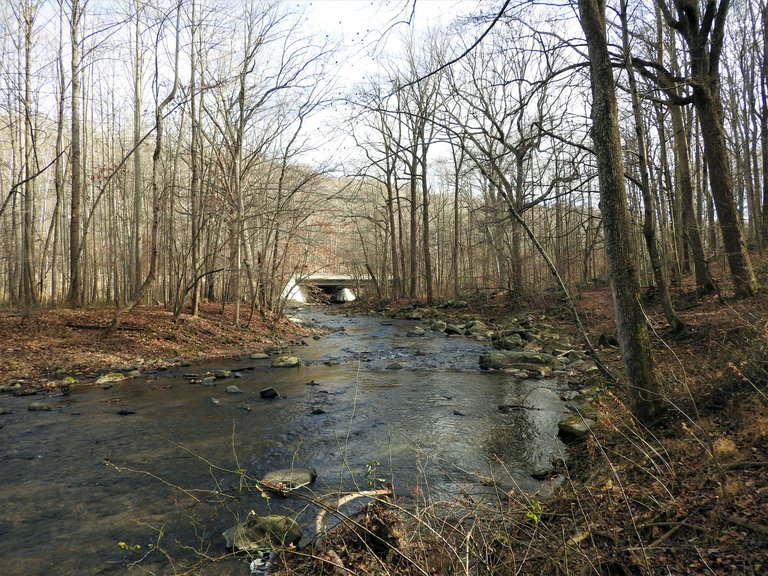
[214,370,232,379]
[271,355,301,368]
[226,385,243,394]
[223,512,302,551]
[28,402,52,412]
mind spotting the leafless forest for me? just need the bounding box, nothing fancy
[1,0,765,319]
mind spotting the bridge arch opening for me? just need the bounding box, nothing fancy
[282,276,359,304]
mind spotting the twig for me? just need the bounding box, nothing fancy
[726,515,768,536]
[314,488,392,536]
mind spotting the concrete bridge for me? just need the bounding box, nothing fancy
[282,274,371,303]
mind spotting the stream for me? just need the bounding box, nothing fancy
[0,310,569,575]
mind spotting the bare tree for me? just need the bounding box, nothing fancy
[645,0,758,297]
[108,0,182,334]
[620,0,683,332]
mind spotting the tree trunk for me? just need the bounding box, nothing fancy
[665,0,757,296]
[408,147,418,300]
[21,1,38,307]
[621,0,682,332]
[579,0,663,423]
[68,0,82,307]
[131,1,143,298]
[761,2,768,246]
[190,0,201,316]
[695,94,756,296]
[420,140,433,305]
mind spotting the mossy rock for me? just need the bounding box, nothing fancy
[271,356,302,368]
[479,350,562,370]
[95,373,126,385]
[558,415,596,443]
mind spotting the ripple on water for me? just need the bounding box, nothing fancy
[0,310,567,574]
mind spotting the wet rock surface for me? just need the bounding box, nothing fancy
[223,512,302,551]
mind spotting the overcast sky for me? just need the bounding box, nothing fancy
[297,0,485,170]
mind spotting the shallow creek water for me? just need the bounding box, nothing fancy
[0,310,569,575]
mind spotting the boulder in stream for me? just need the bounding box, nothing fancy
[260,387,279,399]
[406,326,425,337]
[260,467,317,493]
[271,355,302,368]
[465,320,489,336]
[557,415,596,443]
[0,381,24,393]
[494,333,524,350]
[479,350,562,371]
[430,320,447,332]
[250,352,270,360]
[444,323,464,335]
[223,512,302,551]
[214,370,232,379]
[226,385,243,394]
[95,373,126,386]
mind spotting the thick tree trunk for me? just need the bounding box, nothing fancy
[695,94,757,297]
[661,0,758,296]
[68,0,82,307]
[579,0,663,423]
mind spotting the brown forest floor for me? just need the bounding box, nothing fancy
[0,303,311,385]
[2,262,768,574]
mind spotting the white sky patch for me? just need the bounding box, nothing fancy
[296,0,482,170]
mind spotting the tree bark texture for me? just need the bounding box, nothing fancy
[579,0,663,422]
